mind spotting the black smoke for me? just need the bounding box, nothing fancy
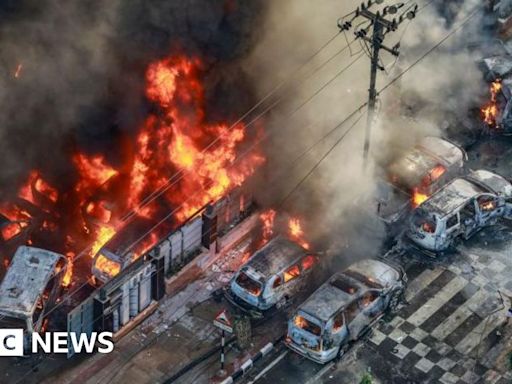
[0,0,264,199]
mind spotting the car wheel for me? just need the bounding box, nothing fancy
[337,343,348,359]
[388,289,403,313]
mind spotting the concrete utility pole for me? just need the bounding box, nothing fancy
[337,0,418,168]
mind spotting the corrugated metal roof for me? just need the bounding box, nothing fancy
[0,246,63,318]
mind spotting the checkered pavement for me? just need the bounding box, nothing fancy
[365,243,512,384]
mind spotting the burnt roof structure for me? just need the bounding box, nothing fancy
[244,237,308,279]
[298,259,399,322]
[388,137,465,191]
[0,246,64,319]
[420,170,512,217]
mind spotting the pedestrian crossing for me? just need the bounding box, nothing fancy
[367,261,512,384]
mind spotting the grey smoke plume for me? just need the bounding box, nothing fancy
[247,0,488,255]
[0,0,263,198]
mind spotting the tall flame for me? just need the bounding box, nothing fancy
[481,80,502,127]
[0,54,264,285]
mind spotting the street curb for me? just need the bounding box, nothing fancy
[219,337,284,384]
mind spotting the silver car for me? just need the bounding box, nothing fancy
[407,169,512,253]
[376,136,466,231]
[224,237,317,318]
[285,259,406,364]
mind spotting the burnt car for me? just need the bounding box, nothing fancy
[407,169,512,253]
[224,237,317,318]
[285,259,406,364]
[0,246,67,350]
[375,137,466,231]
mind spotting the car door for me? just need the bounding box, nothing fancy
[459,199,478,238]
[281,263,303,298]
[476,194,499,225]
[358,289,384,320]
[346,299,367,340]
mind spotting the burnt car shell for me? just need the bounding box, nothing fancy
[407,170,512,252]
[286,259,406,364]
[376,137,466,230]
[225,236,315,317]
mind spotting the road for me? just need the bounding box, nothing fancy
[233,137,512,384]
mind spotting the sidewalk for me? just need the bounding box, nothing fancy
[34,214,263,384]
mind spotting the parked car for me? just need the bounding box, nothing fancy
[0,246,67,352]
[375,137,466,234]
[407,169,512,253]
[285,258,406,364]
[224,237,318,318]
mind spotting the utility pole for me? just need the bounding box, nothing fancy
[337,1,418,168]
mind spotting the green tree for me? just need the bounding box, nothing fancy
[360,372,373,384]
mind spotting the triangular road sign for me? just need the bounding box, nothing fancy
[213,309,233,333]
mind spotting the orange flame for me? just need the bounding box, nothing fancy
[260,209,276,244]
[0,54,263,286]
[288,217,310,249]
[14,63,22,79]
[481,80,502,127]
[412,188,429,208]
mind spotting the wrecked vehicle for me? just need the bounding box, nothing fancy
[224,237,317,317]
[285,259,406,364]
[0,246,67,349]
[407,169,512,253]
[375,136,466,232]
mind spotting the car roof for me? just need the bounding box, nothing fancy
[466,169,512,197]
[347,259,400,287]
[0,246,63,319]
[420,178,483,217]
[388,137,464,190]
[299,279,355,322]
[244,237,308,279]
[298,259,397,322]
[419,170,512,217]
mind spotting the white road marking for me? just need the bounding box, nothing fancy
[406,268,445,302]
[431,289,488,341]
[407,276,467,327]
[455,313,504,355]
[249,350,288,384]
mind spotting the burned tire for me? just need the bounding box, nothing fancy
[388,289,404,314]
[337,343,349,360]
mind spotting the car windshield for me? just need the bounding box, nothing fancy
[294,314,321,336]
[95,253,121,278]
[344,270,383,289]
[412,210,437,233]
[235,271,262,296]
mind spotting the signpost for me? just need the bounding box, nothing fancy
[213,309,233,375]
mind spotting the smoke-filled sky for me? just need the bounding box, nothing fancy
[244,0,488,256]
[0,0,263,198]
[0,0,490,256]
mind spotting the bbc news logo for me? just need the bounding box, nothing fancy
[0,330,114,356]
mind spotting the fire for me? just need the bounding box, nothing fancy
[90,225,117,258]
[62,252,74,288]
[412,188,429,208]
[1,223,21,241]
[19,171,58,205]
[73,154,118,192]
[260,209,276,244]
[481,80,502,127]
[288,217,310,250]
[428,164,446,183]
[0,54,263,286]
[94,253,121,279]
[14,63,22,79]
